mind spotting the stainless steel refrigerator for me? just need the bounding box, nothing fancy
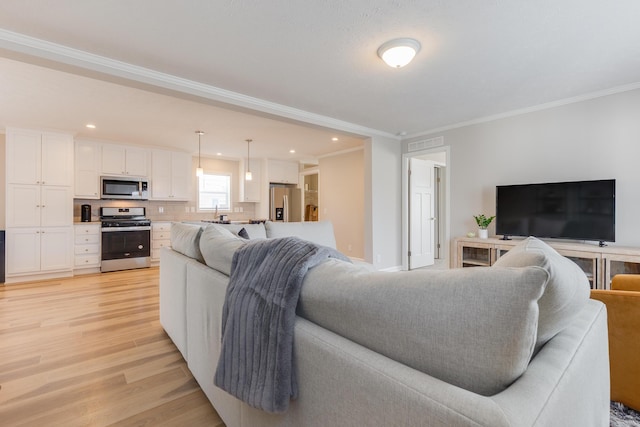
[270,184,302,222]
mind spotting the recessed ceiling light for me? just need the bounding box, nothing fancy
[86,124,96,129]
[289,149,296,154]
[216,152,222,156]
[331,137,339,142]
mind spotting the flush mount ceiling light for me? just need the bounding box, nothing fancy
[195,130,204,177]
[377,38,421,68]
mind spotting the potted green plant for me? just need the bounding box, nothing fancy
[473,214,495,239]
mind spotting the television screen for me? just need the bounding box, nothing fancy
[496,179,615,243]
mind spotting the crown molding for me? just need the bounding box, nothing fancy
[0,28,398,141]
[404,81,640,140]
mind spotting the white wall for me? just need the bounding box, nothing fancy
[365,135,403,269]
[319,149,364,259]
[404,88,640,248]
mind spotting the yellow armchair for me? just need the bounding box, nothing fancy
[590,274,640,411]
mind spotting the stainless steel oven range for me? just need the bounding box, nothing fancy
[100,207,151,273]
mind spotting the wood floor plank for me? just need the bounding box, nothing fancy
[0,268,224,426]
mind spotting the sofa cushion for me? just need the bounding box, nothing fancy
[170,222,205,263]
[218,223,267,240]
[492,237,591,353]
[265,221,336,248]
[199,224,246,276]
[298,259,549,396]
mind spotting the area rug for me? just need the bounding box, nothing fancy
[611,401,640,427]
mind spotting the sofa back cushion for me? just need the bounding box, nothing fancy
[265,221,336,248]
[492,237,590,353]
[298,259,549,396]
[170,222,205,263]
[199,224,246,276]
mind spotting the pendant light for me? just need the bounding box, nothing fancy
[195,130,204,177]
[245,139,253,181]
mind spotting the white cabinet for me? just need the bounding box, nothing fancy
[268,159,299,185]
[75,140,101,198]
[152,222,172,261]
[239,158,262,202]
[101,144,149,177]
[74,224,101,271]
[6,185,72,227]
[6,128,73,186]
[6,227,73,275]
[151,150,192,200]
[5,128,74,283]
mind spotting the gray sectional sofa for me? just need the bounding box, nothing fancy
[159,221,610,427]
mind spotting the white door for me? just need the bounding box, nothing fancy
[40,227,73,271]
[6,184,41,227]
[101,144,127,175]
[41,132,73,186]
[151,150,173,199]
[41,186,73,227]
[171,152,192,200]
[409,158,435,269]
[125,147,149,177]
[6,128,41,185]
[6,228,41,274]
[75,140,100,198]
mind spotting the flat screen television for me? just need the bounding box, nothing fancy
[496,179,615,244]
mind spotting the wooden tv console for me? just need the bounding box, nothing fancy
[453,236,640,290]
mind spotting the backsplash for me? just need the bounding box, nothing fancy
[74,199,258,223]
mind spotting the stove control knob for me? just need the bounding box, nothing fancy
[138,245,144,249]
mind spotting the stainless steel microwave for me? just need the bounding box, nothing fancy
[100,176,149,200]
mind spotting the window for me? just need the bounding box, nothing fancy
[198,173,231,211]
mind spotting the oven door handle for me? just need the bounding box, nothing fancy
[101,226,152,232]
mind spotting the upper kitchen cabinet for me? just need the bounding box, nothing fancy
[238,158,262,202]
[74,139,101,199]
[6,128,73,186]
[268,159,299,185]
[101,143,149,177]
[150,149,192,200]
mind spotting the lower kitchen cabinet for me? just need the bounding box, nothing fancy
[152,222,172,262]
[74,223,101,273]
[5,226,73,283]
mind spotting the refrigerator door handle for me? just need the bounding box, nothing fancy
[283,195,289,222]
[270,188,275,221]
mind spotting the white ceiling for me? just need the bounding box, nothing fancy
[1,0,640,161]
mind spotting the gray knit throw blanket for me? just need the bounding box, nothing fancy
[214,236,350,413]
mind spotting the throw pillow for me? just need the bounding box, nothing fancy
[170,222,205,263]
[199,224,246,276]
[492,237,591,353]
[237,227,250,239]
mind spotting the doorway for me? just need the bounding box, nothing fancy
[401,147,449,270]
[300,169,319,222]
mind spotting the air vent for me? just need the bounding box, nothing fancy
[407,136,444,152]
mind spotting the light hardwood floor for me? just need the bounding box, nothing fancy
[0,268,225,427]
